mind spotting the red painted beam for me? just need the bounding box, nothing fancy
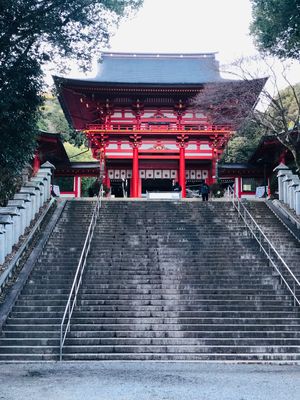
[106,155,215,160]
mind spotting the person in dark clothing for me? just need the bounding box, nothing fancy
[200,182,210,201]
[172,181,182,192]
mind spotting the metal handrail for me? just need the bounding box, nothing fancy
[59,188,103,361]
[228,186,300,307]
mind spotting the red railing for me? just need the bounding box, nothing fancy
[86,122,232,132]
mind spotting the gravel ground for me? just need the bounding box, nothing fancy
[0,362,300,400]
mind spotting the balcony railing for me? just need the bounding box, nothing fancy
[86,122,232,132]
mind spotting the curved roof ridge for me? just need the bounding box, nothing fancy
[101,52,218,59]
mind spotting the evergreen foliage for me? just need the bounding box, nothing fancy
[64,143,94,162]
[270,83,300,125]
[250,0,300,60]
[0,0,143,71]
[223,120,262,163]
[38,95,86,146]
[81,177,97,197]
[0,57,43,205]
[0,0,143,204]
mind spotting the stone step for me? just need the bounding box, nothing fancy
[26,281,280,289]
[63,338,300,346]
[2,344,300,356]
[1,352,300,362]
[20,290,287,298]
[73,285,281,292]
[60,353,300,362]
[61,344,300,354]
[6,317,300,325]
[72,298,294,305]
[81,269,274,274]
[5,329,300,339]
[79,277,277,284]
[16,295,291,304]
[3,337,300,347]
[31,270,275,277]
[10,310,298,319]
[7,323,300,332]
[36,262,269,268]
[12,304,295,312]
[21,286,281,294]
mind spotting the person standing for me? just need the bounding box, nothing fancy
[200,181,210,201]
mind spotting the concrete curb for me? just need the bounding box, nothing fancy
[0,198,56,293]
[267,200,300,242]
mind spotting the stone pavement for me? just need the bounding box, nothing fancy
[0,362,300,400]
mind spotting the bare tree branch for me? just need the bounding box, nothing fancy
[192,56,300,171]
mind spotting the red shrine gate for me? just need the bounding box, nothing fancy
[87,121,231,198]
[54,52,263,198]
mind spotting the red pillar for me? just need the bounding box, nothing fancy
[179,146,186,198]
[132,146,139,198]
[74,176,81,198]
[33,151,40,175]
[106,176,111,190]
[279,150,287,164]
[238,177,242,199]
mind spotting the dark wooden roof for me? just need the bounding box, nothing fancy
[37,132,70,167]
[55,52,223,85]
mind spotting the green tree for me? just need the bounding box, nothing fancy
[38,95,70,133]
[64,142,93,162]
[0,58,43,205]
[0,0,143,204]
[270,83,300,123]
[81,177,97,197]
[0,1,143,71]
[38,95,85,146]
[223,119,263,163]
[250,0,300,60]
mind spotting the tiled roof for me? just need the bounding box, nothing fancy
[88,52,223,84]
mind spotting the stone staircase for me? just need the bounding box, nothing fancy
[0,200,300,361]
[0,200,95,360]
[61,201,300,361]
[246,201,300,298]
